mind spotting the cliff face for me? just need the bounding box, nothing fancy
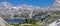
[0,1,60,25]
[0,2,58,18]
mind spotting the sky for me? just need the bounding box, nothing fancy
[0,0,55,7]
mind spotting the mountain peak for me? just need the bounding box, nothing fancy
[0,2,13,8]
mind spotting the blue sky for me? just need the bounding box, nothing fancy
[0,0,55,7]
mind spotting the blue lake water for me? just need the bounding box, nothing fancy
[5,19,25,23]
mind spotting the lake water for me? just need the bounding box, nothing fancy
[4,19,25,23]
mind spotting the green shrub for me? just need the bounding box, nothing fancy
[31,24,43,26]
[23,25,29,26]
[56,11,60,15]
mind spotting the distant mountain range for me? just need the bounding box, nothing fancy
[0,1,59,19]
[0,1,60,14]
